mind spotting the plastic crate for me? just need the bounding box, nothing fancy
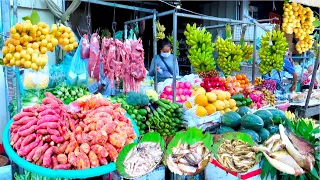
[233,23,274,41]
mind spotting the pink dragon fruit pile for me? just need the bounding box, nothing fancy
[242,85,268,109]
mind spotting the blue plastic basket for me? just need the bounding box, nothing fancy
[2,114,139,179]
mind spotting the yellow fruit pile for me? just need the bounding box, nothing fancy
[282,2,315,54]
[2,20,78,70]
[186,87,238,117]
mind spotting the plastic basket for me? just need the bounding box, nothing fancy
[2,114,140,179]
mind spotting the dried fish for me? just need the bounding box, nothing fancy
[217,139,256,173]
[123,142,163,178]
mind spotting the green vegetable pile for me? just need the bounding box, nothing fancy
[111,93,185,136]
[46,84,90,104]
[14,170,71,180]
[232,93,252,107]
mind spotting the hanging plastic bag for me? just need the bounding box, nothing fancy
[115,31,123,40]
[67,38,88,85]
[23,66,50,90]
[81,34,90,59]
[88,33,101,82]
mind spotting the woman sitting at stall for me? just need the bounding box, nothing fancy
[262,51,298,93]
[301,63,319,91]
[149,38,179,82]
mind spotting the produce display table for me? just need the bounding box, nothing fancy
[289,100,320,117]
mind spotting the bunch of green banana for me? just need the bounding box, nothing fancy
[184,23,215,73]
[215,36,244,75]
[156,21,166,40]
[242,43,253,60]
[167,35,180,57]
[258,30,288,75]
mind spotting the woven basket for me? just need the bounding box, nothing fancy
[0,155,9,167]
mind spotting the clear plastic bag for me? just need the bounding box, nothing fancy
[67,38,88,85]
[23,66,50,90]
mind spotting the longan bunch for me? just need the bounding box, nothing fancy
[296,35,314,54]
[261,87,276,106]
[282,2,315,54]
[2,20,78,71]
[52,24,78,52]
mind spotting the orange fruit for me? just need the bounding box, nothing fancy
[236,74,242,80]
[205,104,216,115]
[195,94,209,106]
[196,106,207,117]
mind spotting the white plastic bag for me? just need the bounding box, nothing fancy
[23,66,49,89]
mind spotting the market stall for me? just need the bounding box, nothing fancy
[1,0,319,180]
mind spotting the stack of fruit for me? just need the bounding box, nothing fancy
[184,23,216,73]
[235,74,251,88]
[224,76,241,95]
[185,90,238,116]
[282,2,315,54]
[160,81,193,103]
[242,86,268,109]
[2,19,78,70]
[215,36,244,75]
[219,108,286,144]
[231,93,253,108]
[258,30,288,75]
[261,87,276,106]
[200,77,226,92]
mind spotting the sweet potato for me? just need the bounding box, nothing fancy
[42,135,51,142]
[17,139,40,156]
[52,155,58,167]
[43,146,54,167]
[37,115,59,125]
[38,109,58,117]
[42,97,59,106]
[33,143,49,162]
[22,106,37,113]
[89,151,99,167]
[13,117,37,126]
[91,145,108,158]
[36,154,44,165]
[37,129,48,135]
[36,122,59,130]
[65,140,78,154]
[80,143,90,154]
[18,125,36,137]
[54,164,71,170]
[47,128,60,136]
[98,156,108,165]
[21,133,36,147]
[57,154,68,164]
[13,137,23,149]
[68,152,77,166]
[74,146,80,156]
[51,135,64,144]
[10,133,20,145]
[13,112,34,121]
[44,92,63,104]
[10,124,21,131]
[76,152,90,169]
[26,148,37,162]
[19,119,37,132]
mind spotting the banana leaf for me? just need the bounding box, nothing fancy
[212,132,262,168]
[116,132,165,179]
[166,127,213,157]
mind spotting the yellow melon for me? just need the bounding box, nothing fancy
[217,91,227,101]
[231,106,238,112]
[206,92,217,102]
[223,100,230,108]
[213,100,225,111]
[205,104,217,115]
[224,108,232,112]
[225,91,231,100]
[229,99,236,108]
[196,106,207,117]
[194,94,209,106]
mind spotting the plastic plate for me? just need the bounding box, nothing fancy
[2,114,139,179]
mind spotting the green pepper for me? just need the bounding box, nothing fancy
[133,109,138,115]
[139,109,148,116]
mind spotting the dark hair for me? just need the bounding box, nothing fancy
[158,38,171,50]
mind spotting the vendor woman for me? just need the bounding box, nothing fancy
[262,51,298,93]
[149,38,179,82]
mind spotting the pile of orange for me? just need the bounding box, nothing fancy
[223,76,241,95]
[235,74,251,88]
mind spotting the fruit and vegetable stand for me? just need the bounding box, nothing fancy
[1,0,320,180]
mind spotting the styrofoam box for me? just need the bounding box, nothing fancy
[205,159,274,180]
[233,23,274,41]
[104,165,165,180]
